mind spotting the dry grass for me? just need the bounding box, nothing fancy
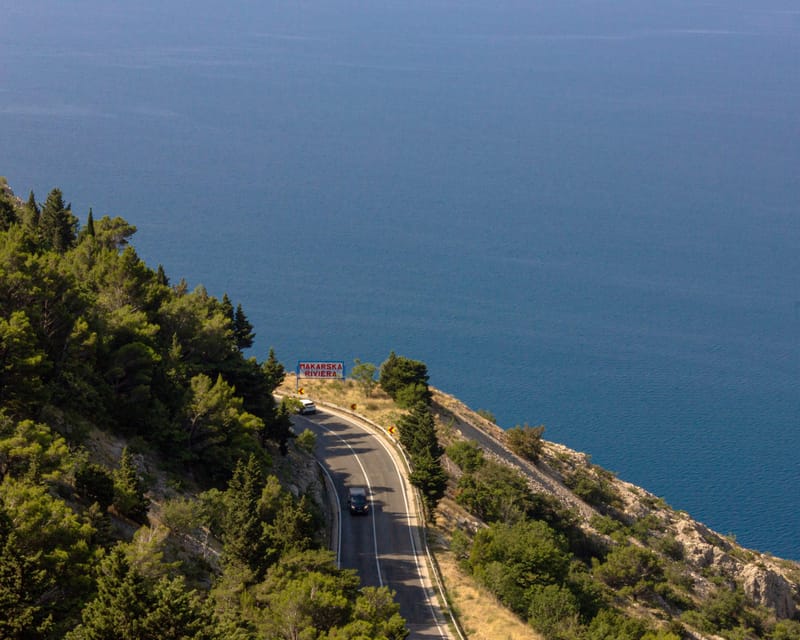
[278,374,408,430]
[436,549,542,640]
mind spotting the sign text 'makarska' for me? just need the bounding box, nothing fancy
[297,361,345,379]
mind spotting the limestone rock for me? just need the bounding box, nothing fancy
[740,564,796,619]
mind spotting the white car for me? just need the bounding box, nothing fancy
[297,398,317,415]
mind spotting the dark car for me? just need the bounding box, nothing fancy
[347,487,369,515]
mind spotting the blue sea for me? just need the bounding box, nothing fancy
[2,0,798,559]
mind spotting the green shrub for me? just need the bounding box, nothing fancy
[295,429,316,453]
[584,608,649,640]
[593,544,664,596]
[700,586,745,631]
[161,496,203,534]
[631,513,665,541]
[565,468,621,509]
[654,581,694,611]
[450,528,471,565]
[770,619,800,640]
[591,514,625,536]
[379,352,430,405]
[446,440,484,473]
[654,534,684,561]
[470,519,572,615]
[504,424,545,462]
[527,583,581,638]
[455,459,532,523]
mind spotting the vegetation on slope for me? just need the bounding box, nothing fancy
[0,178,407,639]
[281,364,800,640]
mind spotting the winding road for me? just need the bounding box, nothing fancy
[293,406,451,640]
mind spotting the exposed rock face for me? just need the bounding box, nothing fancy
[741,564,796,619]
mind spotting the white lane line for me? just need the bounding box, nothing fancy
[339,416,447,639]
[319,421,383,587]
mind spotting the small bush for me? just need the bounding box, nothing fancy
[527,583,581,638]
[446,440,484,473]
[654,534,684,561]
[565,468,620,509]
[593,544,664,595]
[505,424,545,462]
[591,514,625,536]
[295,429,316,453]
[162,496,203,534]
[770,619,800,640]
[450,528,471,565]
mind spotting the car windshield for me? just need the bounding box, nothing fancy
[351,495,366,506]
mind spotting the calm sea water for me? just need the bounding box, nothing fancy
[2,0,798,558]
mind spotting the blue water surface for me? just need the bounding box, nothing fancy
[1,0,798,558]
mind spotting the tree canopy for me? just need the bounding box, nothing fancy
[0,181,407,639]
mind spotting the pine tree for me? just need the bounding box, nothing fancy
[398,403,446,518]
[233,304,255,350]
[39,188,78,252]
[85,208,95,237]
[77,208,96,244]
[0,499,51,638]
[75,463,115,510]
[67,544,219,640]
[397,402,443,459]
[220,293,234,322]
[261,348,285,391]
[113,447,150,523]
[66,545,151,639]
[21,191,39,231]
[379,352,431,406]
[409,449,448,519]
[222,455,267,575]
[264,399,294,456]
[156,264,169,287]
[0,184,17,231]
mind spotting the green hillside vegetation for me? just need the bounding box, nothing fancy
[5,175,800,640]
[279,369,800,640]
[0,178,407,640]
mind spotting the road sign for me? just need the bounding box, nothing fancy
[387,425,397,436]
[297,361,345,379]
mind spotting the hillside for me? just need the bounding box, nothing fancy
[280,376,800,640]
[0,178,409,639]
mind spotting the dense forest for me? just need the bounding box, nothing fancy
[0,178,407,639]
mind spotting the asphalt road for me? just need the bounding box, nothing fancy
[293,407,450,640]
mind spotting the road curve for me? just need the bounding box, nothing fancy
[293,407,451,640]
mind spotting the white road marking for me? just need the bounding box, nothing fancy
[319,421,383,587]
[328,412,448,639]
